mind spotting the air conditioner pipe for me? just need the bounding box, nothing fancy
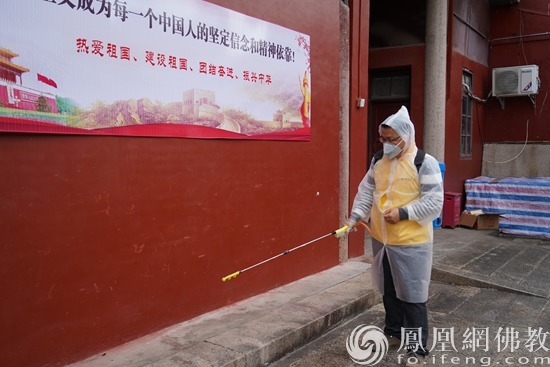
[491,32,550,45]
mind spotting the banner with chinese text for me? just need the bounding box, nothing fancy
[0,0,311,140]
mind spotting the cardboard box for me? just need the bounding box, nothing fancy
[460,211,501,230]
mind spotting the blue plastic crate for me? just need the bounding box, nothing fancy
[433,162,446,228]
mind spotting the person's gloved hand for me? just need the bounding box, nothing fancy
[345,218,358,233]
[335,217,358,238]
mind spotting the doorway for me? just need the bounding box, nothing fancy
[368,69,411,163]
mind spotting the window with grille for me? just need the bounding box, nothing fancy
[370,74,410,101]
[460,71,473,159]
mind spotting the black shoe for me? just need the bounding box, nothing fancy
[386,335,401,349]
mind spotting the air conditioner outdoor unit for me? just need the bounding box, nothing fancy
[492,65,539,98]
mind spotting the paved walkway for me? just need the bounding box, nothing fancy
[69,228,550,367]
[431,227,550,298]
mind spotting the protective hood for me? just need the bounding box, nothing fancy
[378,105,416,153]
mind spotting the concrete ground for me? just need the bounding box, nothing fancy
[269,280,550,367]
[68,227,550,367]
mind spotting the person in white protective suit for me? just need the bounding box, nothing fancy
[346,106,443,367]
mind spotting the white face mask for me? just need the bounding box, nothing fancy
[383,142,402,159]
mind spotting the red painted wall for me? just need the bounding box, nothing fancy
[487,0,550,142]
[445,51,489,194]
[0,1,342,366]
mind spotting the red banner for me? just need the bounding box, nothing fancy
[1,1,311,141]
[37,73,57,88]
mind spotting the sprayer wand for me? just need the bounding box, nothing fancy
[222,221,371,282]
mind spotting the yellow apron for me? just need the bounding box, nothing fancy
[371,150,431,246]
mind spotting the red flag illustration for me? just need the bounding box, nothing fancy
[37,73,58,88]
